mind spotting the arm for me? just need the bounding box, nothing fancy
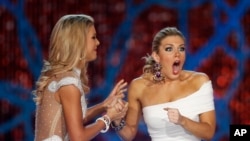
[115,80,142,141]
[59,79,128,141]
[83,103,106,124]
[165,73,216,140]
[84,79,127,124]
[185,73,216,140]
[59,85,105,141]
[165,107,215,140]
[181,110,216,140]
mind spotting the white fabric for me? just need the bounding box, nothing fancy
[142,81,215,141]
[43,135,62,141]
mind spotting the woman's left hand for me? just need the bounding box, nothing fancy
[102,79,127,110]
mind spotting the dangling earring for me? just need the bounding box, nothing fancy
[153,62,164,82]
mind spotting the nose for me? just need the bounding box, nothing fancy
[174,49,180,57]
[96,39,100,46]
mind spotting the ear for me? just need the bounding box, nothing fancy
[151,52,160,62]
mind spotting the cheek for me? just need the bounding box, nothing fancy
[181,53,186,60]
[160,55,172,62]
[84,47,90,56]
[84,47,92,58]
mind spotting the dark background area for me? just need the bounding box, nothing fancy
[0,0,250,140]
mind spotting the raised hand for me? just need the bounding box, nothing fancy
[102,79,127,110]
[106,98,128,121]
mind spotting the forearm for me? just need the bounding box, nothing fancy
[181,117,215,140]
[84,103,105,123]
[116,125,137,141]
[111,118,137,141]
[83,119,109,141]
[68,119,108,141]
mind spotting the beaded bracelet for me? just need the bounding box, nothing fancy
[96,115,111,133]
[110,118,126,131]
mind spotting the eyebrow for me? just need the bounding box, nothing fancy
[162,43,185,46]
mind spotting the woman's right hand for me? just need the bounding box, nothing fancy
[106,98,128,121]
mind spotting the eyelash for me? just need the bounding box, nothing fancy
[179,47,185,51]
[165,47,185,52]
[165,47,172,51]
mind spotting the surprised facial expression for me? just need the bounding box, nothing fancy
[153,35,186,79]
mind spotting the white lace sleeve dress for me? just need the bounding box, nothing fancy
[142,81,215,141]
[34,69,86,141]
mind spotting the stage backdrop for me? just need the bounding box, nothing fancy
[0,0,250,141]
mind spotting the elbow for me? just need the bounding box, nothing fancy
[117,127,137,141]
[123,135,136,141]
[202,119,216,140]
[67,129,87,141]
[119,136,135,141]
[202,130,215,140]
[202,136,213,141]
[118,132,135,141]
[202,136,214,141]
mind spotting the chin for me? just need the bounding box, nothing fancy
[171,73,180,79]
[87,56,97,62]
[92,56,97,61]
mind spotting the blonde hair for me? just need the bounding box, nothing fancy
[143,27,185,73]
[33,14,94,105]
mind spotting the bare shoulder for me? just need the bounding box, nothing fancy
[193,71,210,83]
[55,77,82,103]
[129,76,146,90]
[128,76,149,98]
[183,70,211,89]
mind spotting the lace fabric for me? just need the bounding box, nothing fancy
[35,70,87,141]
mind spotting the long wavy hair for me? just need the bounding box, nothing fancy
[142,27,185,73]
[33,14,94,105]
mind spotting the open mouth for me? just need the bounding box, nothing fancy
[173,60,180,74]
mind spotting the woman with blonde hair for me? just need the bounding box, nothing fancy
[33,14,128,141]
[112,27,216,141]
